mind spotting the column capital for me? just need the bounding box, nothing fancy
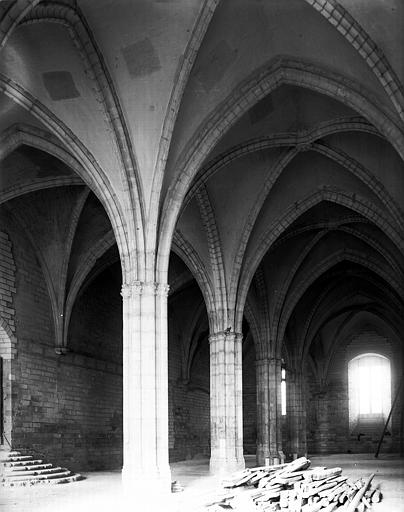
[156,283,170,297]
[121,281,170,298]
[142,281,157,295]
[121,280,143,298]
[255,356,284,372]
[208,330,242,343]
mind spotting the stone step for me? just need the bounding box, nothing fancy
[4,463,53,472]
[0,451,21,458]
[6,459,44,467]
[1,448,82,487]
[5,466,64,476]
[5,473,82,487]
[3,455,33,461]
[5,469,72,482]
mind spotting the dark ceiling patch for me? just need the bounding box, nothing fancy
[194,40,238,92]
[121,38,161,78]
[249,94,274,125]
[42,71,80,101]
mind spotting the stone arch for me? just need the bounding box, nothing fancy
[299,281,402,369]
[323,311,401,385]
[243,298,263,354]
[0,0,40,49]
[235,188,404,334]
[18,3,145,276]
[4,208,63,354]
[148,0,220,256]
[63,231,117,349]
[0,81,135,279]
[271,223,403,346]
[276,249,404,357]
[202,127,400,313]
[157,56,404,286]
[171,231,216,332]
[303,0,404,119]
[195,186,228,331]
[0,317,15,361]
[182,116,382,213]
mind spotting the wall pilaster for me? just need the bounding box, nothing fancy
[256,356,284,465]
[288,369,307,459]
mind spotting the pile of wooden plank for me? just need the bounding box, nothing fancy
[206,457,383,511]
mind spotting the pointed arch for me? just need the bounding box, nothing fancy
[19,2,145,276]
[276,249,404,354]
[235,188,404,335]
[303,0,404,119]
[0,79,133,278]
[148,0,221,265]
[157,56,404,286]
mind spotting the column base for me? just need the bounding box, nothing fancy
[209,456,245,476]
[269,451,283,465]
[256,445,270,467]
[122,463,172,496]
[291,450,308,460]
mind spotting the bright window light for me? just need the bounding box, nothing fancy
[348,353,391,429]
[281,368,286,416]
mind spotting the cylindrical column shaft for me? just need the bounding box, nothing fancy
[121,281,171,493]
[209,331,245,475]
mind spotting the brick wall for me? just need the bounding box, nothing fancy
[306,330,402,454]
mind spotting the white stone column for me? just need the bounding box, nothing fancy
[155,283,171,481]
[209,331,245,475]
[256,357,283,465]
[121,281,171,493]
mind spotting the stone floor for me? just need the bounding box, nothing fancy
[1,454,403,512]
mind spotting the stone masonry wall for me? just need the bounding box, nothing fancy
[168,317,210,462]
[2,209,123,470]
[307,330,401,454]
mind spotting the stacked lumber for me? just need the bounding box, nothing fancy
[206,457,383,511]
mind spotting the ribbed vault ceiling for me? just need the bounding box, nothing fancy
[0,0,403,373]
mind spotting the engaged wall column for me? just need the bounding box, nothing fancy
[256,356,283,465]
[289,369,307,459]
[209,331,245,474]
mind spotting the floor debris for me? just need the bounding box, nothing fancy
[205,457,383,511]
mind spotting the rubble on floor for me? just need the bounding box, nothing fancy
[0,449,83,487]
[206,457,383,511]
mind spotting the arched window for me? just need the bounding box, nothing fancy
[348,353,391,430]
[281,367,286,416]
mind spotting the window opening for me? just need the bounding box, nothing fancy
[281,367,286,416]
[348,353,391,429]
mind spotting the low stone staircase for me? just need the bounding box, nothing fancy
[0,450,82,487]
